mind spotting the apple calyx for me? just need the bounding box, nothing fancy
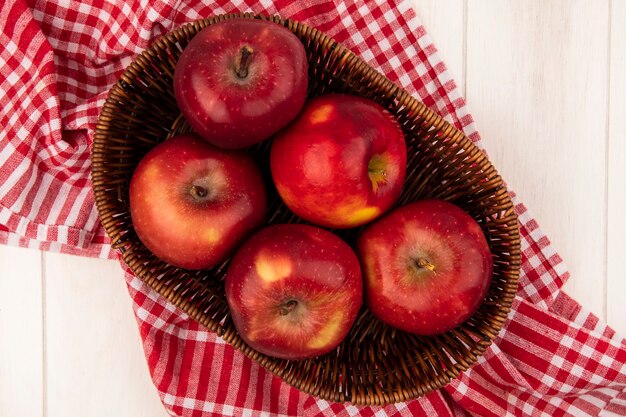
[277,299,299,316]
[190,184,208,198]
[414,257,436,273]
[368,154,388,193]
[235,46,254,79]
[189,183,216,203]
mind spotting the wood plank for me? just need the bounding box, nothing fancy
[466,0,610,319]
[607,0,626,337]
[409,0,466,91]
[0,245,43,417]
[44,252,169,417]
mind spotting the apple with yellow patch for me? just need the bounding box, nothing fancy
[129,134,266,270]
[270,94,407,229]
[225,223,362,360]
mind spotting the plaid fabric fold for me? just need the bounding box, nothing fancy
[1,0,624,416]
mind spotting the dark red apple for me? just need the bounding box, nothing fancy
[225,224,362,360]
[129,134,266,270]
[173,18,308,149]
[270,94,407,229]
[357,200,493,335]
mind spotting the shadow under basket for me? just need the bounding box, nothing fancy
[92,13,521,405]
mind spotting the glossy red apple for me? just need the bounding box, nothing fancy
[129,134,266,270]
[173,18,308,149]
[357,200,493,335]
[270,94,407,229]
[225,224,362,360]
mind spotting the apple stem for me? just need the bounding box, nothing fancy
[278,300,298,316]
[416,258,436,273]
[236,46,254,79]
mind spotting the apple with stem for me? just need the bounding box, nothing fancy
[129,134,266,270]
[225,224,363,360]
[174,18,308,149]
[357,199,493,335]
[270,93,407,229]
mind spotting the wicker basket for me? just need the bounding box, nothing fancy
[92,13,520,405]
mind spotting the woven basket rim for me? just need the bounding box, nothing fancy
[91,12,521,405]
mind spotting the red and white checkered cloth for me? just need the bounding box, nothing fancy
[2,0,625,416]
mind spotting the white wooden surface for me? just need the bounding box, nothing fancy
[1,1,624,416]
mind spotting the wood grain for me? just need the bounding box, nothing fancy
[43,252,168,417]
[466,0,610,319]
[0,245,43,417]
[607,0,626,336]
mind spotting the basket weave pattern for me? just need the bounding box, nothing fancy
[92,13,520,405]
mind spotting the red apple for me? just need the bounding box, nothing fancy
[357,200,492,335]
[270,94,407,229]
[225,224,362,360]
[129,134,266,270]
[173,18,308,149]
